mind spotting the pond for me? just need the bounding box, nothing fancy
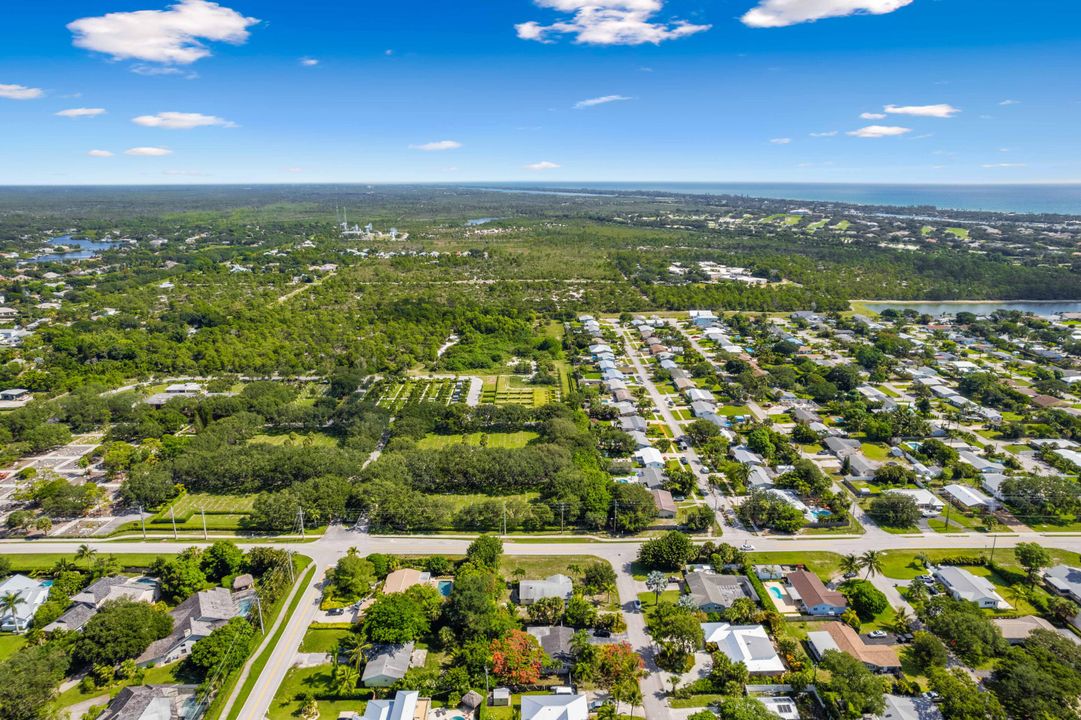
[859,300,1081,318]
[27,235,119,263]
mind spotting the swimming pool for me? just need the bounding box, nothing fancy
[768,586,784,600]
[436,580,454,597]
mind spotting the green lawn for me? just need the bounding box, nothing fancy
[415,431,538,449]
[299,625,353,654]
[163,492,256,517]
[267,665,373,720]
[2,553,168,573]
[500,555,603,580]
[946,227,970,239]
[250,431,338,448]
[879,547,1081,580]
[746,551,843,580]
[860,443,891,462]
[637,589,680,608]
[0,634,26,662]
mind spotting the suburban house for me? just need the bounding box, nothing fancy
[992,616,1079,645]
[527,626,575,673]
[634,447,664,469]
[941,483,995,511]
[980,474,1008,501]
[520,694,588,720]
[0,388,30,402]
[45,575,161,634]
[758,696,801,720]
[824,437,861,458]
[651,489,677,518]
[684,572,759,612]
[519,574,574,605]
[845,454,880,480]
[701,623,785,675]
[1044,565,1081,604]
[876,694,943,720]
[957,451,1005,475]
[785,570,847,616]
[97,685,199,720]
[383,569,431,594]
[137,587,238,666]
[807,621,900,673]
[933,566,1010,610]
[886,489,944,516]
[359,690,429,720]
[638,467,666,490]
[362,643,415,687]
[0,574,51,632]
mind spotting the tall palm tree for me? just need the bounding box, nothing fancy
[890,607,914,635]
[0,592,26,632]
[861,550,884,579]
[75,544,97,570]
[331,663,359,695]
[840,554,862,577]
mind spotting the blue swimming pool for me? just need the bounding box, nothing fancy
[437,580,454,597]
[768,586,784,600]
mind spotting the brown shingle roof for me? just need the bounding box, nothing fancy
[822,621,900,669]
[787,570,846,609]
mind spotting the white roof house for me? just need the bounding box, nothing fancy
[942,484,994,510]
[877,694,943,720]
[362,690,420,720]
[0,574,51,632]
[634,447,665,468]
[759,696,801,720]
[701,623,785,674]
[1044,565,1081,604]
[519,575,574,605]
[886,489,944,514]
[520,694,588,720]
[933,566,1010,610]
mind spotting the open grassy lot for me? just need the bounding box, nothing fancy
[164,492,256,517]
[415,431,538,449]
[250,431,338,448]
[267,664,373,720]
[746,551,843,580]
[3,553,168,573]
[499,554,604,580]
[299,625,352,654]
[879,547,1081,580]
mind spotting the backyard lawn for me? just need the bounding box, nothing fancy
[879,547,1081,580]
[415,431,538,449]
[746,551,843,580]
[299,625,352,654]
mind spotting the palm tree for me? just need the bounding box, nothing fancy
[75,544,97,570]
[646,571,668,605]
[0,592,26,633]
[331,663,359,695]
[861,550,884,579]
[347,641,369,671]
[890,607,914,635]
[840,554,862,577]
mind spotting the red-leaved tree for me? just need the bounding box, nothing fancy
[490,629,546,686]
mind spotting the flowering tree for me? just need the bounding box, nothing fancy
[596,641,646,691]
[490,629,546,686]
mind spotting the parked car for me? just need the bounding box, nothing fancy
[741,543,756,551]
[868,630,888,639]
[593,629,612,638]
[632,600,642,612]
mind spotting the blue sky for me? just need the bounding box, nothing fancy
[1,0,1079,184]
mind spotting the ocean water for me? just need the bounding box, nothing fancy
[475,182,1081,215]
[861,301,1081,317]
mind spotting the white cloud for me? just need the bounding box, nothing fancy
[0,84,44,100]
[300,57,319,67]
[56,107,107,118]
[860,112,886,120]
[742,0,913,27]
[125,146,173,156]
[516,0,710,46]
[847,125,911,138]
[68,0,258,65]
[409,140,463,151]
[525,161,560,170]
[884,103,960,118]
[87,149,114,158]
[574,94,632,109]
[981,162,1026,168]
[770,137,792,144]
[809,130,838,137]
[286,167,304,173]
[999,99,1020,106]
[133,111,236,129]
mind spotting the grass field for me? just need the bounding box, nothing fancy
[0,634,26,662]
[499,554,603,580]
[746,551,843,580]
[267,664,374,720]
[299,625,352,654]
[946,227,970,239]
[3,553,168,573]
[879,547,1081,580]
[415,431,538,449]
[250,431,338,448]
[480,375,559,406]
[163,492,256,518]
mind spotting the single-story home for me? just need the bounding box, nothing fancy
[824,437,862,458]
[758,696,801,720]
[362,642,415,687]
[360,690,428,720]
[651,489,677,518]
[685,572,758,612]
[877,694,943,720]
[520,694,588,720]
[933,566,1010,610]
[786,570,846,616]
[519,574,574,605]
[638,467,666,490]
[886,489,944,515]
[383,569,431,594]
[992,615,1079,645]
[527,626,575,672]
[635,447,665,468]
[0,388,30,402]
[620,416,648,434]
[1044,565,1081,604]
[845,454,879,480]
[701,622,785,675]
[97,684,199,720]
[807,621,900,673]
[0,574,51,632]
[958,451,1005,474]
[71,575,160,606]
[137,587,238,666]
[941,483,995,511]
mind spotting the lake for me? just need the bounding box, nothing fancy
[859,301,1081,317]
[28,235,119,263]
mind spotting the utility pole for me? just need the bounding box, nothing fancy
[201,507,207,541]
[990,533,998,565]
[559,503,565,534]
[138,505,146,540]
[944,501,952,532]
[298,507,305,539]
[254,593,265,633]
[170,506,177,540]
[612,500,619,534]
[502,502,507,536]
[286,552,295,584]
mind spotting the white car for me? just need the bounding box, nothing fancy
[740,543,755,551]
[868,630,888,639]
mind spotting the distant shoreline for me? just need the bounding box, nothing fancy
[852,299,1081,305]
